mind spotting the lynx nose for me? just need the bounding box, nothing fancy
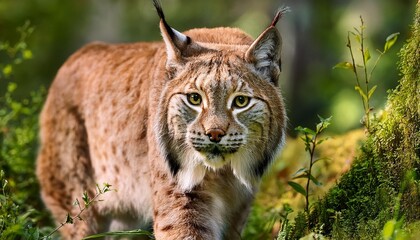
[206,129,226,143]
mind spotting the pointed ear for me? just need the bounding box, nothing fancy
[246,8,287,85]
[245,27,282,85]
[153,0,207,70]
[159,20,191,65]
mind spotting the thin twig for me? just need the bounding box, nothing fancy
[347,33,367,115]
[359,16,371,130]
[43,185,112,239]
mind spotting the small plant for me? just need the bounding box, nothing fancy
[0,170,46,240]
[288,115,332,214]
[0,21,34,79]
[43,183,114,239]
[283,116,332,240]
[334,16,399,132]
[0,22,54,240]
[276,204,293,240]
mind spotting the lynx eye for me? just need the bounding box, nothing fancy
[233,96,250,108]
[187,93,202,106]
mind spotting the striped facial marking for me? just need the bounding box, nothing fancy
[166,53,275,169]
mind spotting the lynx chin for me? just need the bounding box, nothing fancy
[36,1,287,239]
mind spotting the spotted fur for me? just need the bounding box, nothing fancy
[36,2,287,239]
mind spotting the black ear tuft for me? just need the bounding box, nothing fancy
[269,7,290,28]
[153,0,208,69]
[152,0,176,40]
[245,7,290,84]
[152,0,164,19]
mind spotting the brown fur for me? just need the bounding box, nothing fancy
[37,5,286,240]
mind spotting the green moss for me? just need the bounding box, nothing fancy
[305,2,420,238]
[288,212,308,240]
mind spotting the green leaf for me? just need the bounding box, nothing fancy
[10,102,22,112]
[2,64,12,77]
[318,115,332,123]
[292,172,309,180]
[103,183,112,193]
[309,174,322,186]
[382,220,396,239]
[384,32,400,52]
[316,137,330,146]
[23,49,32,59]
[316,122,323,133]
[2,179,8,189]
[82,191,90,206]
[292,167,308,177]
[288,181,307,196]
[333,61,353,70]
[104,182,111,188]
[295,126,316,136]
[316,115,332,132]
[364,47,371,63]
[65,213,74,224]
[313,157,330,165]
[327,208,337,214]
[354,86,368,102]
[368,85,377,99]
[7,82,17,92]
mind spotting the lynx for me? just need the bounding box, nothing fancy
[36,1,287,239]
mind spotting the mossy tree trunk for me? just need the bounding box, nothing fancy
[309,2,420,239]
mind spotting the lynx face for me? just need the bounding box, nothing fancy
[167,55,279,164]
[155,26,286,191]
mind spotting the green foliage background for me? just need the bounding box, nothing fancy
[0,23,51,239]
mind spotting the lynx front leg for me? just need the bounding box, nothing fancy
[151,172,223,240]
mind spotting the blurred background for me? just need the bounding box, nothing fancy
[0,0,415,133]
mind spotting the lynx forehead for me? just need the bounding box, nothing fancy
[36,0,287,239]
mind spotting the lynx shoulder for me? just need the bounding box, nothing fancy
[36,1,287,239]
